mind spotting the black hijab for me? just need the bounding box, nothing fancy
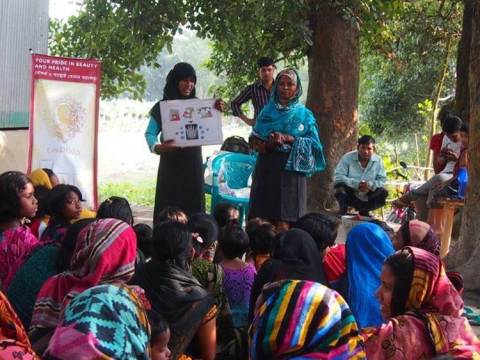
[130,221,212,359]
[150,62,197,125]
[249,228,327,321]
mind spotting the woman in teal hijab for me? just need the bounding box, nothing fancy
[249,69,325,229]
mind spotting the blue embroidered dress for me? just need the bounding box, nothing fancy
[248,69,325,222]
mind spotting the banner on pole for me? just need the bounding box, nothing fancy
[28,54,101,209]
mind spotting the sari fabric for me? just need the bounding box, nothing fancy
[345,223,394,328]
[0,225,39,290]
[252,69,325,176]
[45,284,151,360]
[363,247,480,359]
[40,220,69,245]
[30,219,137,330]
[249,279,366,359]
[0,291,39,359]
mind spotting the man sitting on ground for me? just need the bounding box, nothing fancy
[334,135,387,216]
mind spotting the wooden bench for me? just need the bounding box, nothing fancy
[428,198,464,258]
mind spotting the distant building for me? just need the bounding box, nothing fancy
[0,0,49,172]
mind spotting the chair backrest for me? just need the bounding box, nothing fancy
[218,153,256,189]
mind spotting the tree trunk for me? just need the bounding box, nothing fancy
[454,0,474,123]
[306,5,360,211]
[450,1,480,290]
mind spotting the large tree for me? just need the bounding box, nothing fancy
[449,0,480,290]
[454,0,475,123]
[50,0,403,210]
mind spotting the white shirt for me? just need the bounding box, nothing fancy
[440,135,462,173]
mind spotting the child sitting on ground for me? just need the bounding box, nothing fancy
[41,184,83,244]
[97,196,134,225]
[134,223,153,264]
[213,203,239,228]
[246,218,276,271]
[148,310,172,360]
[219,224,256,329]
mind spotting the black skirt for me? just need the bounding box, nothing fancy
[153,146,205,222]
[248,151,306,222]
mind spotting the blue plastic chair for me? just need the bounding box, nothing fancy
[210,153,256,225]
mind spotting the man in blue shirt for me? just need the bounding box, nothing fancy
[334,135,388,216]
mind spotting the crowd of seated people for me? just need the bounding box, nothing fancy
[0,165,478,359]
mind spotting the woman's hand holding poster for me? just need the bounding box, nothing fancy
[160,99,223,147]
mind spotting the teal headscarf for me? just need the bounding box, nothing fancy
[252,69,326,176]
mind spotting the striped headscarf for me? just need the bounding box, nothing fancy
[45,284,151,359]
[363,247,480,359]
[30,219,137,330]
[249,280,366,359]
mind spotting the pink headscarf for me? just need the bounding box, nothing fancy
[30,218,137,330]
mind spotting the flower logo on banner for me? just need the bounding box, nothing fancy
[47,96,86,143]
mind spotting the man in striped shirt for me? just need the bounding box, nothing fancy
[230,57,276,126]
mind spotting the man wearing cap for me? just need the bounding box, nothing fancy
[231,57,276,126]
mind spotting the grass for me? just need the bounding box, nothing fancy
[99,180,213,212]
[99,180,156,206]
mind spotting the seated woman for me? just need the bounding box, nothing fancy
[249,228,327,321]
[131,221,216,360]
[0,291,40,359]
[41,184,83,244]
[340,222,394,328]
[0,171,39,290]
[364,247,480,358]
[30,218,137,354]
[45,284,151,359]
[249,279,365,359]
[7,219,93,329]
[294,213,345,288]
[248,68,325,231]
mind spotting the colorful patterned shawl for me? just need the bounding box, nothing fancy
[249,279,366,359]
[346,223,394,328]
[0,225,39,290]
[252,69,326,176]
[0,291,39,359]
[363,247,480,359]
[45,284,151,360]
[30,218,137,330]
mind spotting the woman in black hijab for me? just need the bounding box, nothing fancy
[146,63,225,221]
[131,220,217,360]
[248,228,327,321]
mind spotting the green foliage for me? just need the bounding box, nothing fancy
[49,0,186,99]
[359,0,462,164]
